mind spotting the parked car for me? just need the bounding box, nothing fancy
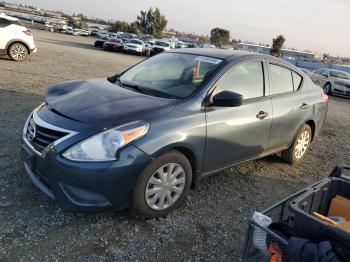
[79,29,90,37]
[176,41,188,49]
[151,40,171,55]
[103,38,124,52]
[300,68,311,75]
[202,44,216,49]
[22,50,328,218]
[123,39,146,55]
[66,26,73,34]
[0,13,37,61]
[309,68,350,96]
[94,35,109,48]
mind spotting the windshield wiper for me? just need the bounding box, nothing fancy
[117,79,177,99]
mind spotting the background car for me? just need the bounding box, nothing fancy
[103,38,124,52]
[123,39,146,55]
[0,13,37,61]
[300,68,311,75]
[94,35,109,48]
[79,29,90,36]
[309,68,350,96]
[151,40,171,55]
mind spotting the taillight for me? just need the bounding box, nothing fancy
[321,93,329,102]
[22,29,32,36]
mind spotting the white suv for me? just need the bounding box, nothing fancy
[0,13,37,61]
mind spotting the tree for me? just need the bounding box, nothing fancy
[198,35,210,44]
[136,7,167,37]
[210,28,230,47]
[271,35,286,57]
[128,22,140,34]
[111,20,130,32]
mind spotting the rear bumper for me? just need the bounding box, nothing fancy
[21,139,152,212]
[30,46,37,54]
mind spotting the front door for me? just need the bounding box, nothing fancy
[203,59,272,173]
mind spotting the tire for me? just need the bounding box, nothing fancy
[323,83,332,95]
[8,43,28,62]
[132,150,192,219]
[281,124,312,164]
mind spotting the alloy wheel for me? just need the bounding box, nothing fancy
[145,163,186,210]
[294,130,310,159]
[10,44,27,61]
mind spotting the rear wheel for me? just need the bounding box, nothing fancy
[323,83,332,95]
[132,150,192,219]
[8,43,28,61]
[281,124,312,164]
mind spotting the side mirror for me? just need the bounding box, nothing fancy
[212,91,243,107]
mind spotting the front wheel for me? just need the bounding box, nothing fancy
[281,124,312,164]
[132,150,192,219]
[8,43,28,61]
[323,83,332,95]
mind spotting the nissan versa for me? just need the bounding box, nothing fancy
[22,49,328,218]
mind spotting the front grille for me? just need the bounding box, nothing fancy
[26,116,68,153]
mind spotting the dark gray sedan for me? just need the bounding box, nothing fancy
[22,49,328,218]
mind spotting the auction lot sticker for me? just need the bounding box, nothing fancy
[195,56,222,64]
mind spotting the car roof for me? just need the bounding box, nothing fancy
[0,13,19,21]
[169,48,267,60]
[329,69,350,74]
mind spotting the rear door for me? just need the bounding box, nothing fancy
[266,62,312,150]
[0,18,14,50]
[203,59,273,172]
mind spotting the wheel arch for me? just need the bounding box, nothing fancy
[151,144,200,186]
[6,39,30,54]
[305,119,316,141]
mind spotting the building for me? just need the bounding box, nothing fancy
[237,43,316,61]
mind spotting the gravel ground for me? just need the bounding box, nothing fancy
[0,30,349,262]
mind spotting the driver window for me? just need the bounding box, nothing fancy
[215,61,264,100]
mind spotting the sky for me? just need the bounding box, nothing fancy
[6,0,350,57]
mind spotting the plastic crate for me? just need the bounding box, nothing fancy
[242,190,306,262]
[289,167,350,248]
[242,165,350,262]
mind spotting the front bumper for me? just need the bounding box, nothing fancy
[124,48,143,53]
[21,137,152,212]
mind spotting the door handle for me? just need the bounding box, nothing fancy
[300,103,309,109]
[256,111,268,120]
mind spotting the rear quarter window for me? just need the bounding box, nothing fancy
[0,18,11,27]
[292,71,303,90]
[270,64,294,94]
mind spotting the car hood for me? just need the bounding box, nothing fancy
[44,78,176,127]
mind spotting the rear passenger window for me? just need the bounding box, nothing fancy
[270,64,293,94]
[292,72,302,90]
[0,18,11,27]
[215,61,264,100]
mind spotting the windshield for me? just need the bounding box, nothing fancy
[130,40,142,45]
[330,70,350,80]
[119,53,223,98]
[155,41,170,47]
[109,38,121,43]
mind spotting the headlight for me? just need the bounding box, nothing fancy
[63,121,149,161]
[334,81,346,86]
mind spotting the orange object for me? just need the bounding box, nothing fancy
[328,195,350,221]
[268,242,283,262]
[193,62,200,79]
[313,212,338,225]
[335,221,350,233]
